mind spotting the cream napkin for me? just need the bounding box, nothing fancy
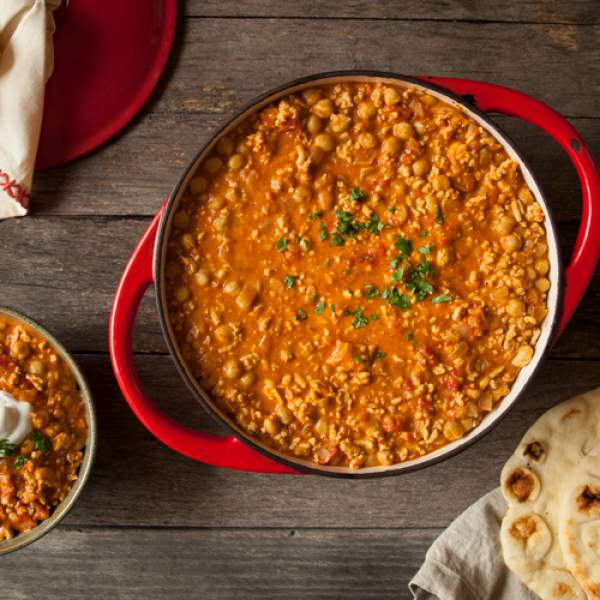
[0,0,61,219]
[409,488,539,600]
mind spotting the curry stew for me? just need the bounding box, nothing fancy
[0,316,88,539]
[166,81,550,469]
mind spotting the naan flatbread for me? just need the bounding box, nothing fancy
[500,388,600,600]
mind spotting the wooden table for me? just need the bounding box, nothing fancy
[3,2,600,597]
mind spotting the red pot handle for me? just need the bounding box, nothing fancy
[109,206,298,473]
[423,77,600,336]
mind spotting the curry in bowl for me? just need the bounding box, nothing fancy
[165,81,550,470]
[0,314,89,541]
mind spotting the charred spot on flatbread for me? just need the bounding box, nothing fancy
[577,485,600,512]
[510,514,538,542]
[554,582,575,598]
[561,408,583,422]
[506,467,538,502]
[523,441,545,461]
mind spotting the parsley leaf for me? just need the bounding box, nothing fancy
[352,308,370,329]
[295,308,308,321]
[309,211,324,221]
[395,236,413,258]
[390,256,402,269]
[365,212,384,236]
[436,206,445,225]
[363,284,379,299]
[331,233,345,246]
[276,237,288,252]
[315,301,326,315]
[353,355,366,363]
[13,455,27,469]
[419,246,432,254]
[319,222,328,241]
[387,288,412,310]
[405,260,434,301]
[373,351,387,361]
[405,330,415,342]
[370,314,380,321]
[392,268,405,282]
[419,231,428,238]
[349,187,367,202]
[432,294,453,304]
[329,304,336,314]
[283,274,299,288]
[0,439,16,458]
[33,432,51,453]
[387,206,396,213]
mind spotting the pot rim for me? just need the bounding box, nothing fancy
[154,70,563,477]
[0,306,97,553]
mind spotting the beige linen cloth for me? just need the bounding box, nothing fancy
[0,0,60,219]
[409,488,539,600]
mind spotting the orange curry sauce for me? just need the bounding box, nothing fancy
[166,81,549,469]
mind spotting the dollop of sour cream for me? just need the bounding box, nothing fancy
[0,391,32,446]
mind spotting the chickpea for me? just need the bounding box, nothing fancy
[214,324,233,345]
[394,204,408,225]
[357,100,377,120]
[383,86,401,106]
[228,154,246,170]
[500,233,522,253]
[223,359,240,380]
[217,137,234,156]
[310,146,324,164]
[174,286,189,303]
[479,147,492,167]
[307,114,322,135]
[173,211,190,229]
[330,113,351,134]
[393,121,414,140]
[189,177,208,195]
[431,174,450,192]
[535,242,548,257]
[240,372,255,389]
[358,132,377,149]
[534,258,549,276]
[213,213,229,232]
[506,299,525,317]
[203,157,222,174]
[535,277,550,293]
[194,269,210,286]
[181,233,194,250]
[443,420,464,441]
[381,136,402,156]
[264,417,280,436]
[412,158,430,176]
[312,98,333,119]
[302,88,321,106]
[274,403,294,425]
[390,179,407,199]
[494,216,515,236]
[425,195,438,215]
[314,133,336,152]
[512,345,534,367]
[223,280,241,296]
[317,189,333,211]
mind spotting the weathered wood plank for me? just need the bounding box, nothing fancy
[32,113,598,222]
[55,356,600,528]
[0,217,597,356]
[184,0,600,24]
[138,19,599,119]
[3,527,438,600]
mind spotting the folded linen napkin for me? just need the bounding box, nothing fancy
[0,0,60,219]
[409,488,539,600]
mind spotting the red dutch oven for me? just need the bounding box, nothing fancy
[109,72,600,477]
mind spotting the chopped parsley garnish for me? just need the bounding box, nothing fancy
[432,294,453,304]
[331,233,345,246]
[405,330,415,342]
[390,256,402,269]
[276,237,288,252]
[436,206,445,225]
[299,238,311,251]
[365,212,385,236]
[395,236,413,258]
[329,303,336,314]
[419,246,432,254]
[342,307,354,317]
[349,187,367,202]
[405,260,434,300]
[13,455,27,469]
[363,284,379,299]
[370,314,380,321]
[351,308,370,329]
[33,431,51,453]
[295,308,308,321]
[309,210,324,221]
[315,301,326,315]
[387,206,396,213]
[373,351,387,361]
[386,287,412,310]
[283,274,299,288]
[353,355,366,363]
[392,268,404,282]
[0,439,16,458]
[334,210,361,239]
[419,231,429,238]
[319,222,328,241]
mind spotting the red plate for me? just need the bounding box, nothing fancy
[36,0,178,170]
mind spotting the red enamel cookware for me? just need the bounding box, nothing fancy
[109,72,600,477]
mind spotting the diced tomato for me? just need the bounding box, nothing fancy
[421,346,439,364]
[417,397,431,415]
[317,445,338,465]
[444,373,462,392]
[381,415,398,433]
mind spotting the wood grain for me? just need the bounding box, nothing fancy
[2,527,438,600]
[184,1,600,24]
[55,356,599,528]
